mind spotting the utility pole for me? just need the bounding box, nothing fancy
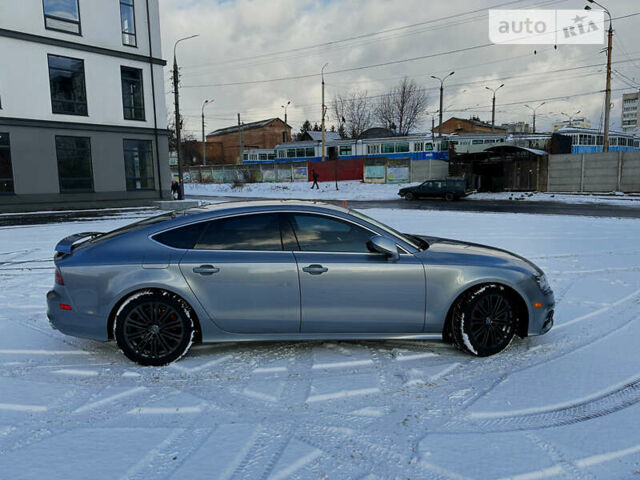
[201,99,213,166]
[585,1,613,152]
[524,102,545,133]
[431,72,454,137]
[237,113,243,164]
[281,100,291,142]
[485,83,504,133]
[172,34,199,200]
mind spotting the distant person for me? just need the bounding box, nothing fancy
[311,169,319,189]
[171,180,180,200]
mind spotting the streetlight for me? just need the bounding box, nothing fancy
[201,99,214,166]
[561,110,581,127]
[485,83,505,133]
[524,101,545,133]
[431,71,455,137]
[585,0,613,151]
[172,34,199,200]
[281,100,291,143]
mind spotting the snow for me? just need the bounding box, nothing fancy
[1,208,640,478]
[186,180,640,205]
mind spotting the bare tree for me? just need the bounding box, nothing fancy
[332,90,373,139]
[374,77,428,135]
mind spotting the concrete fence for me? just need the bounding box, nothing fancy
[547,151,640,193]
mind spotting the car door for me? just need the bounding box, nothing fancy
[179,213,300,334]
[283,213,426,333]
[420,181,434,197]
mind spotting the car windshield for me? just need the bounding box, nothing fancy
[348,209,422,250]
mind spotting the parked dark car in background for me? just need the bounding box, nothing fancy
[398,178,472,201]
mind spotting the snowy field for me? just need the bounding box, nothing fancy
[186,180,640,206]
[1,208,640,479]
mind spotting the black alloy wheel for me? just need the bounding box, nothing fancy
[451,284,517,356]
[115,291,194,366]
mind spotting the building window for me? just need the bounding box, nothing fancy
[287,149,296,158]
[0,133,14,194]
[296,148,306,158]
[395,142,409,153]
[339,146,352,156]
[48,55,88,116]
[120,0,137,47]
[121,67,145,121]
[425,142,433,151]
[55,136,93,192]
[124,139,154,190]
[414,142,423,152]
[305,147,315,157]
[43,0,81,35]
[381,143,394,154]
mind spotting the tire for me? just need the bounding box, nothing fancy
[444,192,455,202]
[114,291,195,366]
[451,284,516,357]
[405,192,416,201]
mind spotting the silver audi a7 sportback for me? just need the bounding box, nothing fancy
[47,201,554,366]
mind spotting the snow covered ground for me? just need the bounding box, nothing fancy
[1,208,640,479]
[186,180,640,206]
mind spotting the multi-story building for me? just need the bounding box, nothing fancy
[622,92,639,133]
[433,117,508,134]
[552,117,591,131]
[0,0,170,210]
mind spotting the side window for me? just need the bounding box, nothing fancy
[196,214,283,251]
[153,222,206,249]
[289,214,372,253]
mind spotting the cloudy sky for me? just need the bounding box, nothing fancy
[158,0,640,138]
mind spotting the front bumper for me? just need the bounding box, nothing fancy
[527,289,555,336]
[47,289,108,341]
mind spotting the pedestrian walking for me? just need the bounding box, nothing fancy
[311,169,319,189]
[171,180,180,200]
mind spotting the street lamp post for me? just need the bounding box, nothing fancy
[281,100,291,142]
[561,110,581,127]
[586,1,613,152]
[524,102,545,133]
[201,99,213,166]
[172,34,199,200]
[485,84,505,133]
[431,72,454,137]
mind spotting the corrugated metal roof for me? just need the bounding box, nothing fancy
[207,118,289,137]
[304,131,342,141]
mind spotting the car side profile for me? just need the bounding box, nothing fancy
[398,178,472,201]
[47,201,554,366]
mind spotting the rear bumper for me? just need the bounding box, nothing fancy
[47,289,108,341]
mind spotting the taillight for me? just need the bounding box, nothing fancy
[55,269,64,285]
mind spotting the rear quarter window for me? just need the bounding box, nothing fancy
[152,222,206,249]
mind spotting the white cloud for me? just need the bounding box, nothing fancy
[159,0,640,137]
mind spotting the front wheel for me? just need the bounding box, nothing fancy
[114,291,195,366]
[451,284,516,356]
[444,192,455,201]
[405,192,416,201]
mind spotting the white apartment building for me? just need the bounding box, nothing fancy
[0,0,170,210]
[622,92,639,133]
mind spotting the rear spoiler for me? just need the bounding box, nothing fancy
[54,232,103,255]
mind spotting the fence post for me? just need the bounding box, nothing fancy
[617,151,623,192]
[580,154,585,193]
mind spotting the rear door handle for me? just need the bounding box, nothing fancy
[193,265,220,275]
[302,264,328,275]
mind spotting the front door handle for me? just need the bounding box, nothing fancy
[193,265,220,275]
[302,264,328,275]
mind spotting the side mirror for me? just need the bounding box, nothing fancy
[367,236,400,262]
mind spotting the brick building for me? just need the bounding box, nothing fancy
[205,118,291,164]
[433,117,507,135]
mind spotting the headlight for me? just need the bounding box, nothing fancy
[535,274,551,293]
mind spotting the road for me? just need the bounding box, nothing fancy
[189,195,640,218]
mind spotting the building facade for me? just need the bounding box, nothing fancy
[622,92,639,133]
[0,0,170,210]
[206,118,291,164]
[433,117,507,134]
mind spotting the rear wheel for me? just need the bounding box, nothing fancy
[444,192,455,201]
[114,291,194,366]
[451,284,516,357]
[405,192,416,201]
